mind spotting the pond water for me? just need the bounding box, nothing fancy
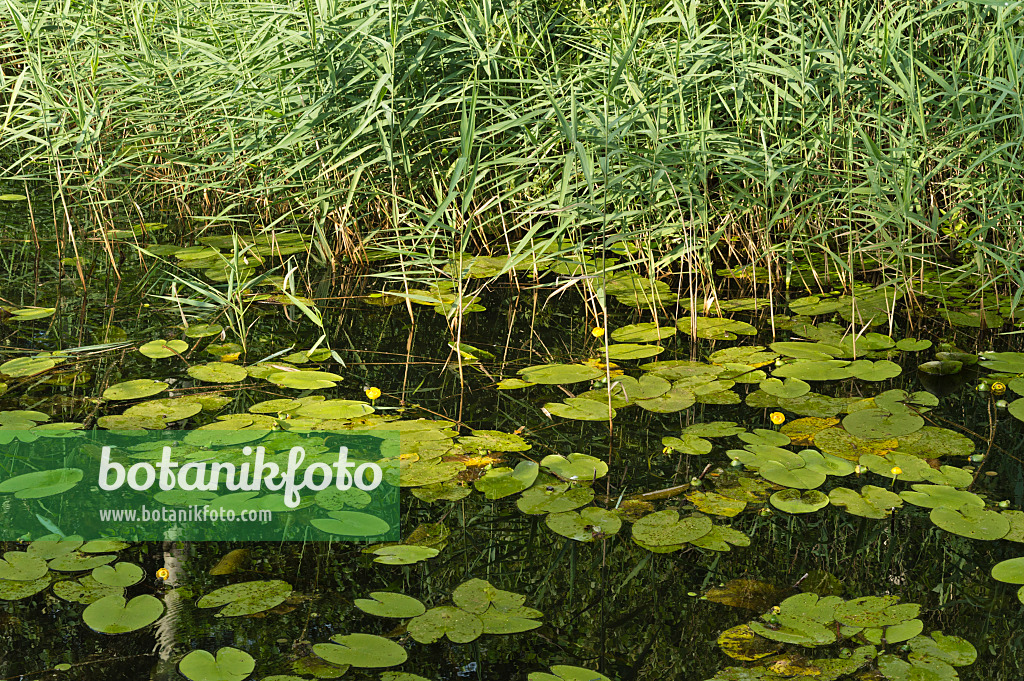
[0,209,1023,681]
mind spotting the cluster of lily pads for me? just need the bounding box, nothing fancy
[711,591,977,681]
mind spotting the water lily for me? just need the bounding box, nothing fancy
[770,411,785,425]
[364,386,382,400]
[591,326,605,338]
[991,381,1007,396]
[156,567,170,580]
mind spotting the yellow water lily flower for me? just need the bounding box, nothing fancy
[891,466,903,476]
[991,382,1007,396]
[156,567,170,580]
[592,326,605,338]
[364,386,382,400]
[770,412,786,425]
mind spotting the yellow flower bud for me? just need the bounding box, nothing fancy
[891,466,902,476]
[364,386,382,400]
[592,327,605,338]
[770,412,785,425]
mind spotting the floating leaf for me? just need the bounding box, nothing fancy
[611,322,676,343]
[355,592,426,618]
[929,505,1010,540]
[527,666,611,681]
[908,632,978,667]
[475,461,539,499]
[602,343,664,360]
[540,453,608,482]
[103,379,169,400]
[371,545,439,565]
[92,563,144,587]
[662,434,713,455]
[897,338,932,351]
[124,397,203,422]
[313,633,406,668]
[773,360,855,381]
[267,370,343,389]
[197,580,292,617]
[842,409,924,439]
[407,606,483,644]
[517,485,594,515]
[677,316,757,340]
[716,624,782,660]
[519,364,604,384]
[770,489,830,514]
[543,398,616,421]
[829,486,902,519]
[0,468,82,498]
[83,594,164,634]
[139,339,189,359]
[632,510,712,547]
[545,507,621,541]
[187,362,249,383]
[0,552,47,581]
[179,647,255,681]
[759,377,811,398]
[0,356,57,377]
[687,492,747,517]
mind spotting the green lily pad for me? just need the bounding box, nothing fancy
[833,596,919,627]
[179,647,256,681]
[687,492,747,517]
[103,379,170,400]
[139,339,189,359]
[355,592,426,618]
[748,613,836,646]
[0,552,47,581]
[528,666,611,681]
[632,510,713,547]
[459,430,531,452]
[896,338,932,351]
[545,507,622,541]
[540,453,608,482]
[991,557,1024,584]
[197,580,293,616]
[517,485,595,515]
[0,356,57,377]
[829,486,903,519]
[929,505,1010,540]
[687,525,751,552]
[759,377,811,398]
[184,323,224,338]
[758,461,826,490]
[0,468,82,498]
[475,461,540,499]
[908,632,978,667]
[48,552,116,572]
[27,536,82,560]
[684,421,745,438]
[478,604,544,634]
[371,545,439,565]
[407,606,483,644]
[124,397,204,422]
[603,344,664,360]
[634,385,696,413]
[92,563,144,587]
[918,360,963,376]
[842,408,924,439]
[677,316,757,340]
[544,398,616,421]
[738,429,791,448]
[978,351,1024,373]
[187,362,249,383]
[267,370,344,389]
[611,322,677,343]
[662,434,714,455]
[848,359,902,381]
[53,575,124,604]
[773,360,855,381]
[311,511,391,536]
[770,342,844,360]
[83,594,164,634]
[0,575,51,600]
[518,364,604,384]
[770,489,830,514]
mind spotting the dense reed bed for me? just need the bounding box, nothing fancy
[2,0,1023,295]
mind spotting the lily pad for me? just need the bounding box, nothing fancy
[833,596,919,628]
[92,563,144,587]
[187,362,249,383]
[677,316,757,340]
[541,453,608,482]
[371,545,439,565]
[662,434,714,455]
[687,492,747,517]
[0,356,57,377]
[83,594,164,634]
[53,575,124,604]
[0,468,82,498]
[759,377,811,398]
[519,364,604,385]
[0,552,47,581]
[517,485,594,515]
[197,580,293,616]
[544,398,616,421]
[139,339,189,359]
[632,510,713,547]
[179,647,256,681]
[603,344,664,360]
[991,557,1024,584]
[124,397,204,422]
[0,574,51,600]
[829,486,903,519]
[475,461,540,499]
[355,592,427,618]
[842,409,924,439]
[528,666,611,681]
[313,633,407,668]
[407,606,483,644]
[773,360,855,382]
[103,379,169,400]
[268,370,344,389]
[611,322,676,343]
[545,507,622,541]
[770,489,830,514]
[929,505,1010,540]
[908,632,977,667]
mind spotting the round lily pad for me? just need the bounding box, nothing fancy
[677,316,757,340]
[103,379,170,400]
[355,592,426,618]
[829,486,902,519]
[773,360,855,382]
[908,632,977,667]
[197,579,292,616]
[48,552,116,572]
[633,386,696,413]
[759,377,811,398]
[991,557,1024,585]
[0,356,57,377]
[517,485,594,515]
[0,574,51,600]
[528,666,611,681]
[611,322,676,343]
[179,647,255,681]
[184,323,224,338]
[268,370,344,389]
[83,594,164,634]
[632,510,713,547]
[686,492,747,517]
[930,505,1010,540]
[53,575,124,604]
[407,606,483,644]
[124,397,204,422]
[603,344,664,360]
[91,563,144,587]
[0,552,47,581]
[139,339,189,359]
[0,468,82,498]
[518,364,604,385]
[543,398,616,421]
[540,453,608,481]
[187,362,249,383]
[459,430,531,452]
[770,489,830,514]
[662,434,714,455]
[371,545,439,565]
[545,507,622,542]
[311,511,391,536]
[842,409,924,440]
[474,461,540,500]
